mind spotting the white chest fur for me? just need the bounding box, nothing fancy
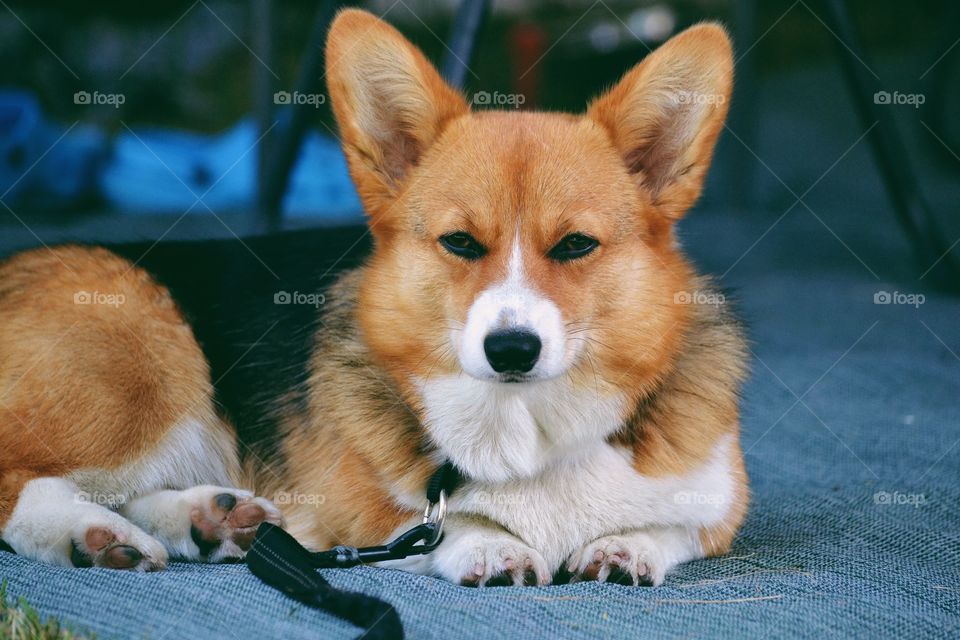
[413,375,736,570]
[448,435,735,568]
[416,374,629,483]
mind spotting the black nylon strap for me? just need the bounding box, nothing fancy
[247,523,403,639]
[426,461,464,504]
[246,462,462,639]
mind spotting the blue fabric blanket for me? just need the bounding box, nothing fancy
[1,206,958,639]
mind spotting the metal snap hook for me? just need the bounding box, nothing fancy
[421,489,447,546]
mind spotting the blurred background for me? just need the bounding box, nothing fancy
[0,0,957,289]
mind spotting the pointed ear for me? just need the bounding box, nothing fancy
[325,9,469,219]
[587,23,733,220]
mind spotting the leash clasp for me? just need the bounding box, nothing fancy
[304,489,448,568]
[421,489,447,546]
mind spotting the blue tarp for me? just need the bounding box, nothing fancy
[0,90,106,209]
[0,89,362,217]
[101,118,362,216]
[1,206,957,639]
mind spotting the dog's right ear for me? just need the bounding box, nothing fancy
[587,23,733,222]
[326,9,468,220]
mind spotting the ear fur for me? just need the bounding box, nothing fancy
[588,23,733,220]
[325,9,469,220]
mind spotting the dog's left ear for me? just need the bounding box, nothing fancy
[325,9,468,220]
[588,23,733,220]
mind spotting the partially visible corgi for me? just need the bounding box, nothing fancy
[0,9,746,587]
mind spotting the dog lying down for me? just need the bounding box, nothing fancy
[0,9,747,587]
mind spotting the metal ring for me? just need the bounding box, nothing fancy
[421,490,446,546]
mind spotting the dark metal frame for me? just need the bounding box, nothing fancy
[254,0,489,233]
[816,0,958,290]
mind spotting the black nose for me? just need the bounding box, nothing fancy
[484,330,541,374]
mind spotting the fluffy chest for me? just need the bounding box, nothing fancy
[413,375,737,568]
[416,375,629,483]
[450,435,736,568]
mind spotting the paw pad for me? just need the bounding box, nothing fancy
[189,491,281,560]
[71,526,161,571]
[567,535,663,586]
[437,534,550,588]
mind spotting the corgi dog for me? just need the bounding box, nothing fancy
[0,9,746,587]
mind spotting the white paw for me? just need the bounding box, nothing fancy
[567,532,667,586]
[70,511,168,571]
[123,485,284,562]
[432,528,550,587]
[183,487,284,562]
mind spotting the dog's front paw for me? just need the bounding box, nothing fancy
[122,485,284,562]
[70,516,168,571]
[433,527,550,587]
[567,532,667,586]
[185,487,284,561]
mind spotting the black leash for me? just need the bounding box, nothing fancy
[246,462,463,639]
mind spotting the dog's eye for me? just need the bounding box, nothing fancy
[439,232,486,260]
[549,233,599,262]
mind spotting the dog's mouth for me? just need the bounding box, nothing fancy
[495,372,534,384]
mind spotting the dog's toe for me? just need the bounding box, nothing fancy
[433,528,551,587]
[187,488,283,561]
[567,534,663,586]
[71,522,166,571]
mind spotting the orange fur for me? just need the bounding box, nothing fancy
[276,11,747,555]
[0,246,223,527]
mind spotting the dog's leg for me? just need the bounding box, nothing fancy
[566,526,702,587]
[387,514,551,587]
[121,486,283,562]
[0,475,167,570]
[0,247,255,569]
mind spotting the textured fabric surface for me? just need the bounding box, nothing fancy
[1,207,958,639]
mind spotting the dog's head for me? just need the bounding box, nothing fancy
[326,9,732,398]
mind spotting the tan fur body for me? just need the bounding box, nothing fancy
[0,247,233,520]
[272,270,747,552]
